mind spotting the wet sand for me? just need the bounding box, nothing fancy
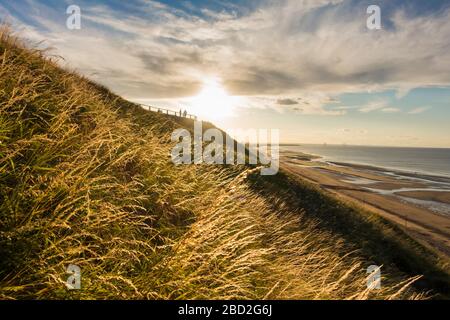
[281,151,450,258]
[396,191,450,205]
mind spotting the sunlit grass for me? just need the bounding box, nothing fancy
[0,26,437,300]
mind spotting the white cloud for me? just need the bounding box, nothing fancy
[408,106,431,114]
[381,107,401,113]
[359,100,389,113]
[3,0,450,115]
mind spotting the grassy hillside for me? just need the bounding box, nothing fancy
[0,26,448,300]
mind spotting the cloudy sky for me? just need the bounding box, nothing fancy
[1,0,450,147]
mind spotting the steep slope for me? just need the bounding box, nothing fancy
[0,27,447,299]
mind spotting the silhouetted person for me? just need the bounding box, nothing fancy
[183,110,187,117]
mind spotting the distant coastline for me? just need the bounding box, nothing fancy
[280,148,450,257]
[328,161,450,185]
[279,143,450,149]
[280,144,450,179]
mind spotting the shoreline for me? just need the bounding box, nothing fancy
[280,150,450,258]
[328,161,450,184]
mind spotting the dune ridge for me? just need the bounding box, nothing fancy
[0,27,448,300]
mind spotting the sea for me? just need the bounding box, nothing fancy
[280,144,450,179]
[280,144,450,216]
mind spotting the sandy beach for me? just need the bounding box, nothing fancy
[281,150,450,258]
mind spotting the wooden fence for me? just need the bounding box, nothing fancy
[140,104,197,120]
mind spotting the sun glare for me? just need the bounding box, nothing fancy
[189,79,237,121]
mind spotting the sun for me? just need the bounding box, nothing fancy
[189,79,237,121]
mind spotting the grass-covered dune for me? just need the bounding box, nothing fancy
[0,27,449,300]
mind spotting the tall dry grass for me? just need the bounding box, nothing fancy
[0,26,427,300]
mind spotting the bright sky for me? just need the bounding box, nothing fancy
[1,0,450,147]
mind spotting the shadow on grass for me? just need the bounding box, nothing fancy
[247,170,450,299]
